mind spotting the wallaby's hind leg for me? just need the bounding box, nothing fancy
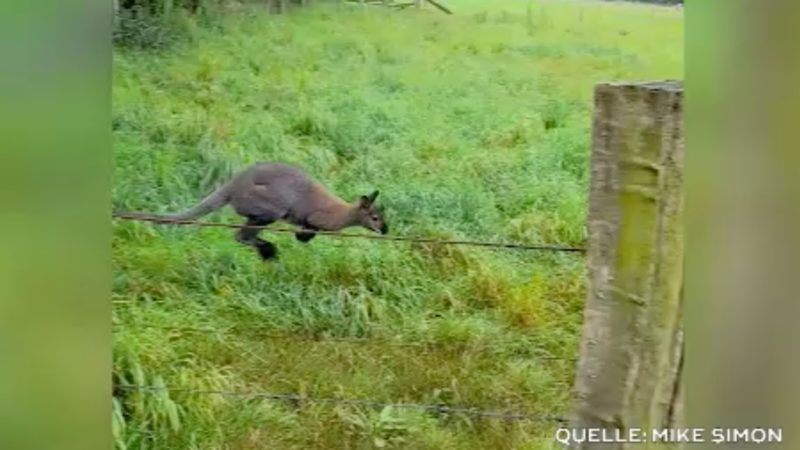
[235,217,278,260]
[234,218,265,245]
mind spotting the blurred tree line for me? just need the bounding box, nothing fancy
[113,0,314,49]
[114,0,210,48]
[113,0,681,49]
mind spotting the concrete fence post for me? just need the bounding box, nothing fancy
[570,81,685,449]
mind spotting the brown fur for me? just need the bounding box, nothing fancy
[123,162,387,260]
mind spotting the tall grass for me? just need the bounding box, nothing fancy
[112,1,682,448]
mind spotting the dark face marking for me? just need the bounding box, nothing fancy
[357,190,387,234]
[359,205,386,234]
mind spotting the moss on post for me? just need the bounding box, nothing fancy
[570,81,684,449]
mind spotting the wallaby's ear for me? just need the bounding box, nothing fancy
[359,190,379,208]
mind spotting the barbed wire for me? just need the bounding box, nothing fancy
[112,213,586,253]
[112,213,578,426]
[115,383,568,422]
[112,323,575,361]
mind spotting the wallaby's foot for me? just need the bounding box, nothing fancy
[295,231,316,243]
[255,240,278,260]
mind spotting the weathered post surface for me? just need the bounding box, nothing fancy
[570,81,685,449]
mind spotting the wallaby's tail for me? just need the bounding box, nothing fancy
[117,183,232,222]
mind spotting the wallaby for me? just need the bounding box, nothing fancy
[122,162,388,260]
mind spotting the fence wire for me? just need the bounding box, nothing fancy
[112,213,586,253]
[112,212,578,426]
[116,383,568,423]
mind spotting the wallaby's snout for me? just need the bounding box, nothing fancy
[355,190,388,235]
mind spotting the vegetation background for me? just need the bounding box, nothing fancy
[112,0,682,448]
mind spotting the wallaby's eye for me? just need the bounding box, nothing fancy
[371,215,379,221]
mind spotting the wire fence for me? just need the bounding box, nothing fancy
[111,213,587,253]
[116,383,568,423]
[112,212,579,428]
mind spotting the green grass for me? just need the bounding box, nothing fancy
[112,1,682,448]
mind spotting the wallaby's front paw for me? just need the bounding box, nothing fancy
[295,231,316,243]
[256,241,278,260]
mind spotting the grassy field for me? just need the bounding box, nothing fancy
[112,1,682,448]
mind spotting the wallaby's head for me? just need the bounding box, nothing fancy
[353,190,388,234]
